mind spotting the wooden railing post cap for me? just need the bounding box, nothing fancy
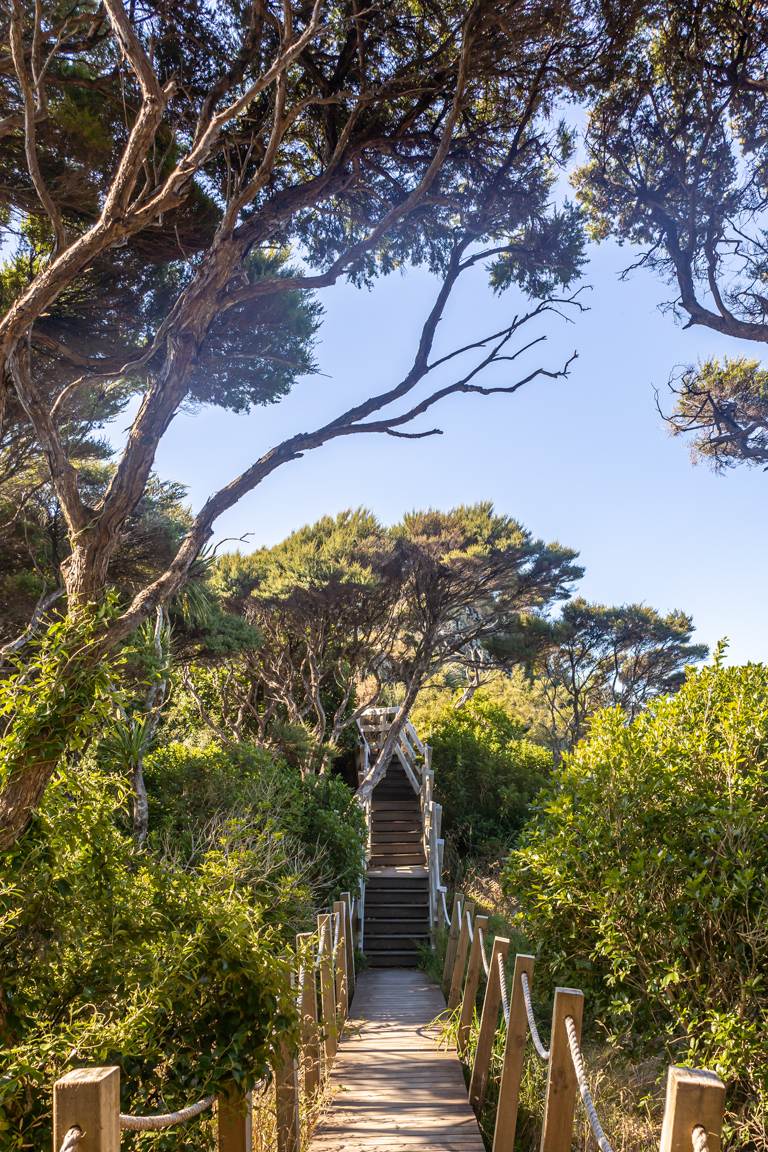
[54,1067,121,1152]
[660,1066,726,1152]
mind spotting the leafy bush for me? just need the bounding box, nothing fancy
[143,742,366,900]
[503,664,768,1144]
[0,762,295,1151]
[414,690,551,852]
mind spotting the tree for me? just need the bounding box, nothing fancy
[537,597,708,750]
[184,511,405,765]
[575,0,768,470]
[577,0,768,345]
[0,0,598,846]
[665,357,768,471]
[357,503,581,798]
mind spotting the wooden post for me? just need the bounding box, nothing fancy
[442,890,465,997]
[469,936,510,1114]
[275,1036,300,1152]
[540,987,584,1152]
[340,890,356,998]
[296,931,321,1098]
[332,899,349,1024]
[492,954,536,1152]
[54,1067,120,1152]
[317,912,337,1064]
[447,900,475,1010]
[458,913,489,1057]
[217,1085,253,1152]
[659,1067,726,1152]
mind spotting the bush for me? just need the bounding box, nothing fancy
[0,762,295,1151]
[414,690,551,852]
[143,742,366,900]
[503,664,768,1145]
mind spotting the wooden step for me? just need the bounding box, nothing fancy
[372,829,421,842]
[366,950,420,967]
[369,856,426,868]
[366,875,428,891]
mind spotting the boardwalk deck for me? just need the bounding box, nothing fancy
[308,969,485,1152]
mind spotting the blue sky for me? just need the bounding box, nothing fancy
[150,236,767,665]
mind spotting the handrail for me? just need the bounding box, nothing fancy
[444,898,726,1152]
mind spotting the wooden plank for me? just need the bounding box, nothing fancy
[540,987,583,1152]
[493,953,535,1152]
[458,915,489,1056]
[308,969,485,1152]
[469,936,509,1113]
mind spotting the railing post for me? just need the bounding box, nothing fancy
[332,899,349,1024]
[469,936,510,1114]
[447,900,475,1010]
[296,931,321,1099]
[660,1067,726,1152]
[54,1067,120,1152]
[540,987,584,1152]
[458,913,489,1057]
[317,912,337,1065]
[217,1084,253,1152]
[492,954,536,1152]
[275,1035,300,1152]
[442,890,465,997]
[340,890,356,998]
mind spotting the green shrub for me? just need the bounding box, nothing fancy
[415,690,551,851]
[0,761,295,1151]
[503,664,768,1143]
[143,742,366,901]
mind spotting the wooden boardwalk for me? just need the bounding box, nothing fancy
[308,969,485,1152]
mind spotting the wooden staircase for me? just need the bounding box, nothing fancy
[364,759,430,968]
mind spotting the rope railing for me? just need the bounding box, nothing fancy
[119,1095,215,1132]
[58,1127,82,1152]
[692,1125,710,1152]
[498,951,510,1027]
[440,886,451,927]
[521,971,550,1061]
[442,893,726,1152]
[477,926,490,978]
[564,1015,614,1152]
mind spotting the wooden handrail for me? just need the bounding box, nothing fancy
[446,904,727,1152]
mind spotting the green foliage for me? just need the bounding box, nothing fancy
[503,664,768,1139]
[414,690,551,852]
[0,602,121,793]
[142,742,366,901]
[668,357,768,471]
[0,760,295,1151]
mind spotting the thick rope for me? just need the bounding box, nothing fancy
[119,1096,215,1131]
[478,926,490,977]
[58,1128,83,1152]
[692,1126,710,1152]
[498,951,510,1026]
[441,887,451,927]
[466,909,474,943]
[314,922,328,970]
[332,910,341,955]
[520,972,550,1061]
[296,963,306,1010]
[564,1016,614,1152]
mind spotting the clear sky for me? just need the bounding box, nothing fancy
[149,235,767,665]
